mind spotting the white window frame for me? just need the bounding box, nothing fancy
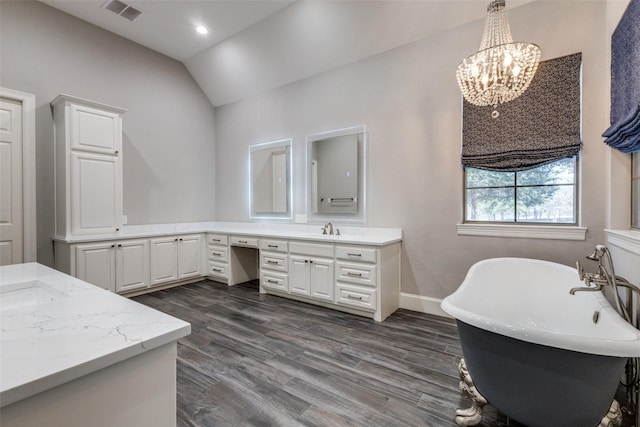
[457,157,587,240]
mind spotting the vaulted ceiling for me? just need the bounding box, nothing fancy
[40,0,534,106]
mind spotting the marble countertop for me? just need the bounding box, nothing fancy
[0,263,191,407]
[54,221,403,246]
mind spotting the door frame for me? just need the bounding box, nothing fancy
[0,87,36,262]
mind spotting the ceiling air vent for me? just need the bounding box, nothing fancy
[102,0,143,22]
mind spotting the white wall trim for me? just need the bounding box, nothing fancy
[0,87,37,262]
[605,229,640,255]
[456,223,588,240]
[399,292,451,318]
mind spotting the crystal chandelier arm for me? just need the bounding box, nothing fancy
[457,0,541,108]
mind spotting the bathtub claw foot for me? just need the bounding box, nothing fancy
[598,399,622,427]
[455,359,487,427]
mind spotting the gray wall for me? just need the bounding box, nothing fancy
[214,1,613,298]
[0,1,217,266]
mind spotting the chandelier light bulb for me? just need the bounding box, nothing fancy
[456,0,541,108]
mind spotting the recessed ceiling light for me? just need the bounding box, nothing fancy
[196,26,208,35]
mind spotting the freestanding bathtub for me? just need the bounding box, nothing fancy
[441,257,640,427]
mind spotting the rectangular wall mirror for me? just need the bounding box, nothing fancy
[250,138,292,219]
[307,126,366,222]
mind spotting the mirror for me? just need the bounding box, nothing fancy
[307,126,366,221]
[250,139,292,219]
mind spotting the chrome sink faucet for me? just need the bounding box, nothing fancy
[323,222,334,235]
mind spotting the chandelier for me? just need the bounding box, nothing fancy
[456,0,541,110]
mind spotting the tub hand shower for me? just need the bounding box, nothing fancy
[571,244,640,427]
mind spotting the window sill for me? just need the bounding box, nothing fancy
[456,223,587,240]
[604,229,640,255]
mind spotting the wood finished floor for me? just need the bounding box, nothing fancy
[133,280,634,427]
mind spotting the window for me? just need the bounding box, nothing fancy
[464,157,577,224]
[633,153,639,229]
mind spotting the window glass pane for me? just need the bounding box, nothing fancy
[517,186,575,223]
[466,167,514,188]
[466,188,515,222]
[517,157,575,185]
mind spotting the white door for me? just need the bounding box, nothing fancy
[310,258,335,302]
[177,234,202,279]
[0,98,23,265]
[70,151,121,236]
[75,242,116,292]
[150,237,178,286]
[115,240,149,293]
[289,255,310,296]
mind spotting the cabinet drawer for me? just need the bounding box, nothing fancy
[336,283,377,312]
[209,247,229,263]
[289,241,334,258]
[208,262,228,279]
[230,236,259,248]
[261,252,288,272]
[335,246,377,263]
[261,271,288,292]
[259,239,288,253]
[336,262,377,287]
[207,234,228,246]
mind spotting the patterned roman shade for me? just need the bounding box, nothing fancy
[603,0,640,153]
[461,53,582,171]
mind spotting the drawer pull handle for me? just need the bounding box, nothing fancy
[267,244,278,248]
[347,253,362,257]
[347,272,363,277]
[347,295,363,300]
[212,238,221,242]
[212,268,222,273]
[267,260,279,264]
[267,279,279,284]
[239,240,248,244]
[212,252,222,256]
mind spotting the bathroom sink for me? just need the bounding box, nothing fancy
[0,280,67,313]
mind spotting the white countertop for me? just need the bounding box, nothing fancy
[0,263,191,407]
[54,221,403,246]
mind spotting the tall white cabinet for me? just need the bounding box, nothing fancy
[51,95,126,239]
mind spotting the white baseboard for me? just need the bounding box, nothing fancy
[399,292,451,318]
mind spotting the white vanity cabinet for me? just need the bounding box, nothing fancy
[55,238,149,293]
[260,240,400,322]
[150,234,203,286]
[288,242,335,302]
[207,233,230,282]
[259,239,288,292]
[335,246,378,313]
[51,95,126,239]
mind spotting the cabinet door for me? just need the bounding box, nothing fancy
[289,255,310,296]
[70,151,121,236]
[115,240,149,293]
[71,104,121,155]
[75,242,115,292]
[310,258,334,302]
[178,234,203,279]
[150,237,178,286]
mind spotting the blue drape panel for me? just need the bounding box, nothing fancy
[605,0,640,153]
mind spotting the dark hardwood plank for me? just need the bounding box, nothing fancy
[134,279,635,427]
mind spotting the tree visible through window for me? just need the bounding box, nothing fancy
[465,157,577,223]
